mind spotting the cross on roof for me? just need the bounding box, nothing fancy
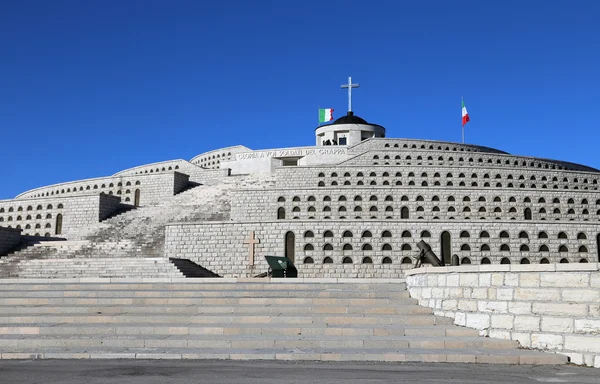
[341,76,359,113]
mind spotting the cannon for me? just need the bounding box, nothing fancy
[415,241,443,267]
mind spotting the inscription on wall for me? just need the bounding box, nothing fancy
[237,148,347,160]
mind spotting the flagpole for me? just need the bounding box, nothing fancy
[461,97,464,144]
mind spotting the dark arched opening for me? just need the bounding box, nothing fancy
[400,206,409,219]
[277,207,285,220]
[134,189,141,207]
[597,234,600,262]
[284,231,295,263]
[524,208,532,220]
[55,214,63,235]
[440,231,451,266]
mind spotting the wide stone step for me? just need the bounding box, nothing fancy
[0,347,567,364]
[0,334,520,350]
[0,304,433,315]
[0,281,407,291]
[0,314,453,326]
[0,297,417,306]
[0,289,410,299]
[0,323,479,337]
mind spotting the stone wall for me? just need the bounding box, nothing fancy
[113,160,229,185]
[348,138,596,173]
[14,172,188,206]
[405,264,600,367]
[275,164,600,190]
[0,194,122,238]
[0,227,21,256]
[60,195,120,237]
[231,186,600,223]
[349,137,507,155]
[98,194,123,221]
[179,167,229,185]
[228,188,600,264]
[190,145,252,169]
[343,148,597,174]
[166,218,600,270]
[164,221,414,278]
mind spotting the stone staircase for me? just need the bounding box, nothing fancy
[0,279,567,363]
[11,258,183,279]
[0,241,184,278]
[169,258,221,278]
[1,174,273,279]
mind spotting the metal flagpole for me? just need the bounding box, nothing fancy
[461,97,465,144]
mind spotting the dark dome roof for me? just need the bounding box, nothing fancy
[332,112,368,125]
[315,111,385,131]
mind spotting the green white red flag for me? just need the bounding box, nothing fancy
[319,108,334,123]
[462,99,470,126]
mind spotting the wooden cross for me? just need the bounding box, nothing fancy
[243,231,260,266]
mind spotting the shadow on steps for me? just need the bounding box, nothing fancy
[175,182,203,195]
[101,205,137,222]
[169,258,221,278]
[1,235,66,258]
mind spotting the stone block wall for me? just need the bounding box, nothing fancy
[228,191,600,264]
[115,160,229,185]
[14,172,188,206]
[349,138,506,155]
[348,138,595,172]
[231,186,600,223]
[0,194,122,238]
[60,195,118,236]
[172,172,190,194]
[164,221,414,278]
[275,164,600,190]
[343,149,594,175]
[98,195,123,221]
[0,227,21,256]
[405,264,600,367]
[190,145,252,169]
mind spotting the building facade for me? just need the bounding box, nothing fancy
[2,112,600,278]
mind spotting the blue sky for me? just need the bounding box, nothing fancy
[1,0,599,199]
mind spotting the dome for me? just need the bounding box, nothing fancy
[331,112,368,125]
[315,111,385,146]
[316,111,385,131]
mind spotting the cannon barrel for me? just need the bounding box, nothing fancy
[416,241,443,267]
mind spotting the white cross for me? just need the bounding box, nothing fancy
[243,231,260,266]
[341,76,359,112]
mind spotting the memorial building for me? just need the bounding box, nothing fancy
[1,79,600,279]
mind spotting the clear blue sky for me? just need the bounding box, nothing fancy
[1,0,599,199]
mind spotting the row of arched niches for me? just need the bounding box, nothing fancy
[274,190,600,222]
[278,228,600,266]
[273,141,600,266]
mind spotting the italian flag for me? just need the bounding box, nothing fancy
[462,99,470,126]
[319,108,334,123]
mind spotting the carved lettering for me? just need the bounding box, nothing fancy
[237,148,346,160]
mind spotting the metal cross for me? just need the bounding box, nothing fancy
[341,76,359,112]
[243,231,260,266]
